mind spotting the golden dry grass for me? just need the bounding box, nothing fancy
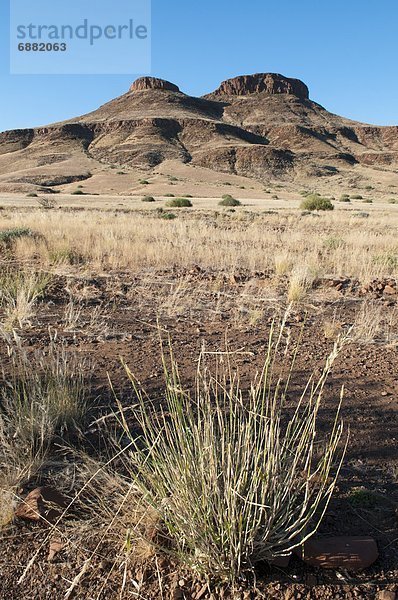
[0,207,397,283]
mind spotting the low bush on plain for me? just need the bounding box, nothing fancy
[166,198,193,208]
[300,194,334,211]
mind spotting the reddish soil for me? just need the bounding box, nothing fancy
[0,270,397,599]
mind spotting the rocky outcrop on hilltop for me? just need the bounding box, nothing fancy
[129,77,180,93]
[207,73,309,99]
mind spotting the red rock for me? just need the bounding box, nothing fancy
[210,73,309,99]
[48,538,65,561]
[129,77,180,93]
[384,285,396,295]
[15,487,68,524]
[295,536,378,570]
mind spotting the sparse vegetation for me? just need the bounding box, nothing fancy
[142,195,156,203]
[300,194,334,211]
[0,269,51,330]
[166,197,193,207]
[71,189,85,195]
[117,326,346,582]
[219,195,241,207]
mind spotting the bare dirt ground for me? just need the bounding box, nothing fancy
[0,197,397,599]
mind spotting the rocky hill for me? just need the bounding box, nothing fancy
[1,72,397,193]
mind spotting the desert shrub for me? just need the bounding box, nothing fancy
[339,196,351,203]
[365,185,374,190]
[139,179,150,185]
[116,171,126,175]
[49,248,85,266]
[164,193,175,197]
[351,194,363,200]
[37,196,56,209]
[324,236,346,250]
[26,192,38,198]
[271,194,279,199]
[348,488,378,509]
[71,190,85,195]
[363,198,373,204]
[219,195,241,207]
[160,212,177,220]
[388,198,398,204]
[166,198,193,208]
[300,195,334,211]
[142,195,156,203]
[117,321,346,583]
[0,228,33,245]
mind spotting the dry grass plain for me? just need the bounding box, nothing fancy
[0,193,397,599]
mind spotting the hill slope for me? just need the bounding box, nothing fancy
[1,72,398,193]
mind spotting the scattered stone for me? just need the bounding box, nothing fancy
[384,285,396,295]
[15,486,68,524]
[48,538,65,562]
[377,591,397,600]
[271,553,292,568]
[295,536,378,570]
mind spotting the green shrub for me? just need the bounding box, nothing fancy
[71,190,85,195]
[339,196,351,203]
[300,195,334,211]
[219,195,241,207]
[0,228,33,244]
[166,198,193,208]
[117,321,346,583]
[161,212,177,220]
[142,195,155,203]
[351,194,363,200]
[164,193,175,197]
[139,179,150,185]
[388,198,398,204]
[365,185,374,191]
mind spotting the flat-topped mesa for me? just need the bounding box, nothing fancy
[129,77,180,93]
[210,73,309,99]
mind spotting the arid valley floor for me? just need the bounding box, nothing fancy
[0,184,397,599]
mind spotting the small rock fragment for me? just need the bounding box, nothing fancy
[15,486,68,524]
[295,536,378,570]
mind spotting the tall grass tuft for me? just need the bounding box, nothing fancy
[0,269,51,329]
[116,317,347,584]
[0,342,90,527]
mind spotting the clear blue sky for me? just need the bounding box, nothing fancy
[1,0,397,131]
